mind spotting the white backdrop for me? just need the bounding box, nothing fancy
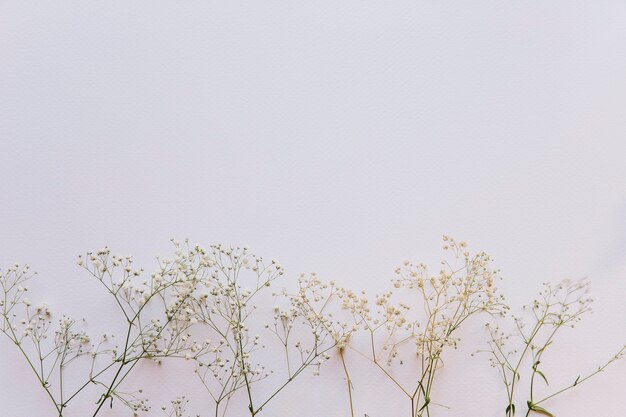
[1,1,625,416]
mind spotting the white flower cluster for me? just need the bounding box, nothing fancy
[161,396,196,417]
[1,242,203,417]
[334,236,506,417]
[180,244,347,417]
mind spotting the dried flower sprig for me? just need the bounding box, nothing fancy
[0,244,201,417]
[188,244,349,417]
[161,396,199,417]
[482,278,625,417]
[339,237,506,417]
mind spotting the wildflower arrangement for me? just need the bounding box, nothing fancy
[1,238,623,417]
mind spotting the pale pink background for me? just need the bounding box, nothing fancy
[1,1,625,416]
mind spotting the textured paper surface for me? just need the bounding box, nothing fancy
[1,2,625,416]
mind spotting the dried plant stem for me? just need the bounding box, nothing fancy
[339,348,355,417]
[6,324,63,415]
[525,345,626,417]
